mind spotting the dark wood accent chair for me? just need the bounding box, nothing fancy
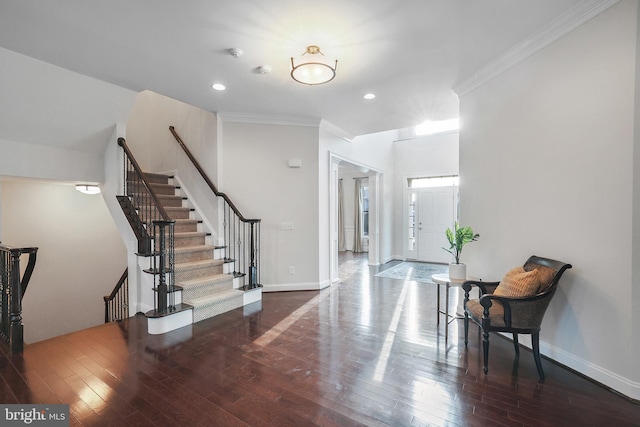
[462,255,572,379]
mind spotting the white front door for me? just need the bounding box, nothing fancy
[416,186,456,263]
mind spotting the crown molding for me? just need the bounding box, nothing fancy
[453,0,620,97]
[217,111,321,127]
[217,112,355,141]
[320,119,354,142]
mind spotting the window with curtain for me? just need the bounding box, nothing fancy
[362,183,369,237]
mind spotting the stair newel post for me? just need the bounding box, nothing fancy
[168,220,175,310]
[223,203,229,262]
[236,216,242,277]
[248,220,258,288]
[1,250,8,339]
[256,221,261,285]
[154,220,176,315]
[156,220,168,314]
[232,212,238,275]
[8,248,23,353]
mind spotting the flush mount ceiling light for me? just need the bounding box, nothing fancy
[76,184,100,195]
[290,45,337,85]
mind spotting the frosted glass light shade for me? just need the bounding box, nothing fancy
[290,61,336,85]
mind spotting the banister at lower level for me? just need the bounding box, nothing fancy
[0,243,38,353]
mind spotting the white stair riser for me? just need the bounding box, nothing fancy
[243,287,262,305]
[148,309,192,334]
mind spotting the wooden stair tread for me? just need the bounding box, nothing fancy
[174,232,208,238]
[174,244,215,253]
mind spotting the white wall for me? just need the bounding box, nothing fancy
[221,121,320,290]
[126,91,220,238]
[1,180,127,343]
[633,0,640,387]
[127,91,218,177]
[0,47,136,182]
[459,1,639,398]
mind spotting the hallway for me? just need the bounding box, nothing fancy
[1,252,638,425]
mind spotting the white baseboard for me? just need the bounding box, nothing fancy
[541,340,640,401]
[386,255,404,264]
[503,333,640,401]
[262,280,331,292]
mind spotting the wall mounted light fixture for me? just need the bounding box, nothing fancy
[76,184,100,195]
[290,45,337,85]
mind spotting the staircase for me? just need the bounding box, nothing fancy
[148,172,251,320]
[118,169,261,334]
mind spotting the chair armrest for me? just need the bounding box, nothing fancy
[462,280,498,305]
[462,280,498,295]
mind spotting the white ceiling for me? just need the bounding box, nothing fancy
[0,0,587,138]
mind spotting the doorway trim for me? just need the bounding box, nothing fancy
[329,152,382,283]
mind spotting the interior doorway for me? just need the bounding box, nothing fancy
[330,154,382,284]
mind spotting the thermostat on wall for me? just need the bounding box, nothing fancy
[288,159,302,168]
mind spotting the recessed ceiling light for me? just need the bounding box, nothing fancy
[212,83,226,91]
[363,93,376,100]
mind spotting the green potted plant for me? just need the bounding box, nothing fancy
[443,222,479,280]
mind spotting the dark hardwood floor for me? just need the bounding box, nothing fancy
[1,252,639,426]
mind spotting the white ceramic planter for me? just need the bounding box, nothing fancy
[449,262,467,280]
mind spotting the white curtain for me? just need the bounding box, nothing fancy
[353,178,363,252]
[338,179,346,251]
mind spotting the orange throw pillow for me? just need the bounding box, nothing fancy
[494,266,540,297]
[532,265,556,293]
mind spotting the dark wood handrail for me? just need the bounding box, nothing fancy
[104,268,128,302]
[169,126,260,224]
[117,137,171,221]
[103,268,128,323]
